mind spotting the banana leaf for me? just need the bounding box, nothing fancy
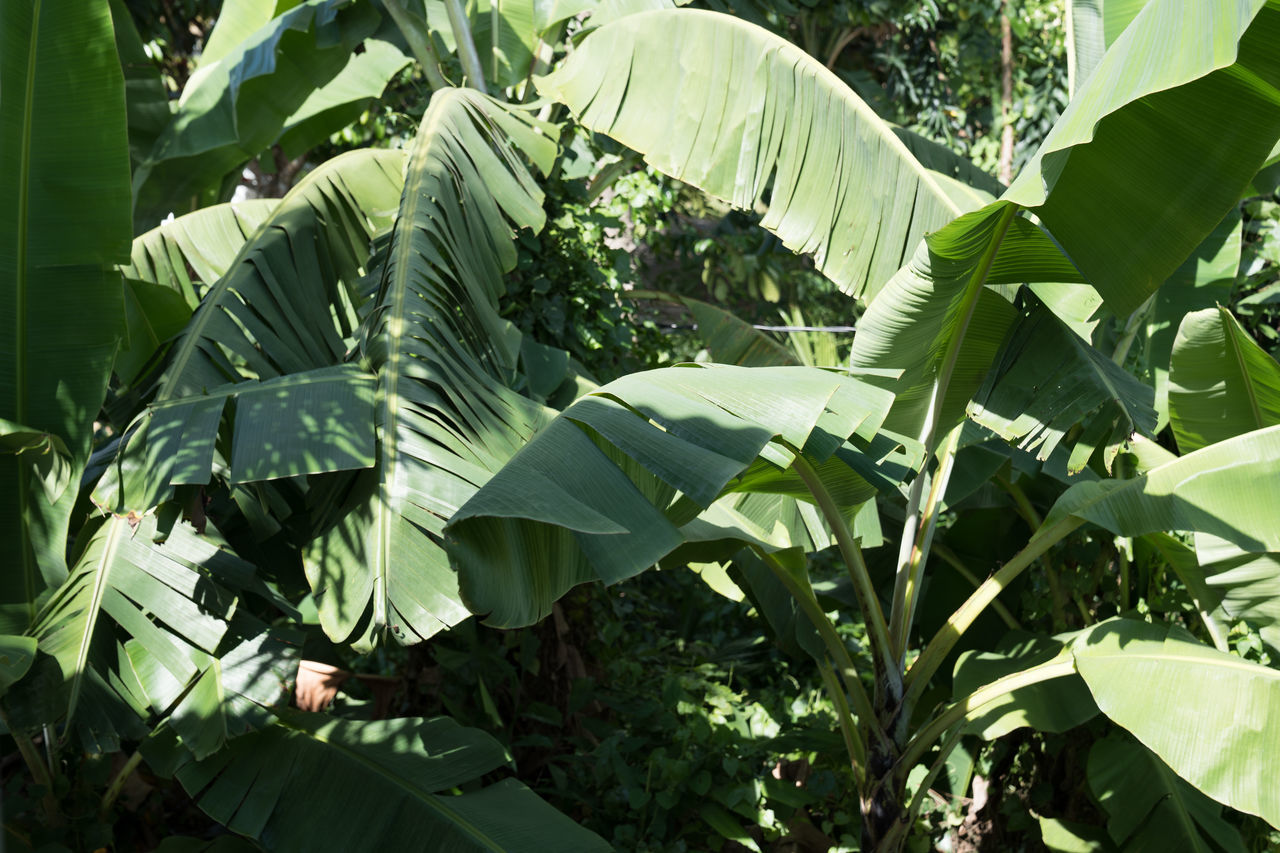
[1,0,131,631]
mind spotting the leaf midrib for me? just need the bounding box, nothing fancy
[372,94,451,633]
[13,0,44,627]
[1222,309,1265,430]
[288,721,506,851]
[66,517,126,726]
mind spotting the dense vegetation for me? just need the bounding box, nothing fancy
[3,1,1280,851]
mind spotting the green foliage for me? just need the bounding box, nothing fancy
[503,162,676,379]
[6,1,1280,852]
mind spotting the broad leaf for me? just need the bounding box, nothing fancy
[26,516,272,752]
[447,364,897,628]
[1,0,131,631]
[1145,532,1280,659]
[1005,0,1280,316]
[847,203,1081,438]
[969,302,1157,474]
[155,148,404,403]
[173,711,610,852]
[1066,0,1153,94]
[536,8,975,301]
[1046,424,1280,555]
[1168,306,1280,453]
[304,90,559,649]
[123,199,279,308]
[0,635,37,695]
[129,622,300,761]
[953,633,1097,739]
[117,280,196,385]
[133,0,396,226]
[109,0,173,173]
[1144,210,1240,429]
[104,366,378,513]
[1072,618,1280,828]
[1089,731,1244,852]
[96,148,406,516]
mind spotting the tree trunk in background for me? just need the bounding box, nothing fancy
[998,2,1015,184]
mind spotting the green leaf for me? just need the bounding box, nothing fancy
[101,366,378,513]
[969,302,1157,473]
[1,0,131,632]
[0,418,73,503]
[1006,0,1280,316]
[1145,531,1280,659]
[1037,815,1114,853]
[1168,306,1280,454]
[133,0,392,226]
[1072,618,1280,827]
[304,90,560,649]
[953,633,1097,739]
[1088,731,1245,852]
[117,280,195,384]
[27,516,253,751]
[1144,210,1240,429]
[129,623,300,760]
[848,203,1080,438]
[536,8,974,301]
[681,296,800,367]
[153,148,404,405]
[1067,0,1153,94]
[1046,424,1280,554]
[275,37,412,158]
[109,0,173,173]
[0,634,37,695]
[123,199,279,308]
[447,364,896,628]
[175,711,610,852]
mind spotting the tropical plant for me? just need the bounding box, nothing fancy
[443,0,1280,849]
[2,0,625,849]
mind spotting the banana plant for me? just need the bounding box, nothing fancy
[3,1,615,848]
[446,1,1280,848]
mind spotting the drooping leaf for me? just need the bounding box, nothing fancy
[969,302,1157,473]
[1046,424,1280,555]
[447,364,898,628]
[123,199,279,308]
[95,149,405,516]
[953,633,1097,739]
[1168,306,1280,453]
[156,148,405,402]
[26,516,261,751]
[0,0,131,631]
[1088,731,1244,852]
[1005,0,1280,317]
[304,90,560,649]
[174,711,610,852]
[1072,618,1280,828]
[133,0,393,226]
[536,8,976,301]
[847,203,1082,438]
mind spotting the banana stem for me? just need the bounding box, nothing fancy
[904,515,1084,708]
